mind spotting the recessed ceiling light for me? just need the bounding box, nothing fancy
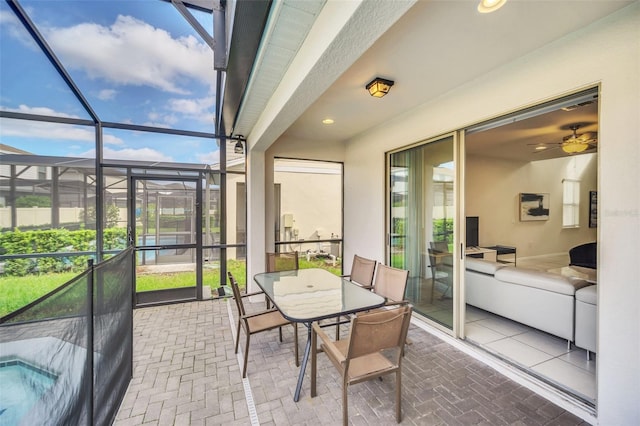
[535,146,547,151]
[322,118,334,125]
[477,0,507,14]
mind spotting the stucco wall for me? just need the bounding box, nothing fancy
[342,4,639,424]
[275,169,342,245]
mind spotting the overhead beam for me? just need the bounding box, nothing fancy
[171,0,215,50]
[221,0,273,136]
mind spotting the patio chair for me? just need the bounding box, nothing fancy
[335,254,377,338]
[311,304,413,426]
[337,263,409,340]
[341,254,377,289]
[428,248,452,301]
[429,240,450,254]
[266,251,299,272]
[228,272,299,377]
[372,263,409,305]
[264,251,300,309]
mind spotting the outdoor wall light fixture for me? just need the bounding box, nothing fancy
[366,77,394,98]
[477,0,507,13]
[234,140,244,154]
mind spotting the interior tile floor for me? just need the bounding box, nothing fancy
[465,306,596,405]
[414,253,597,407]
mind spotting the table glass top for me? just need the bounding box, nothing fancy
[253,268,386,322]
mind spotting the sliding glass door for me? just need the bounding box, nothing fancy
[388,135,456,330]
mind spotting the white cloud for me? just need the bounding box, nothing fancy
[0,8,38,50]
[196,150,220,165]
[103,134,124,146]
[167,96,215,123]
[4,104,82,119]
[44,15,214,94]
[97,89,117,100]
[140,121,172,129]
[144,112,179,127]
[1,105,125,146]
[78,147,173,162]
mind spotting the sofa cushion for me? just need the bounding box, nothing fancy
[494,266,589,296]
[576,285,597,305]
[465,258,506,275]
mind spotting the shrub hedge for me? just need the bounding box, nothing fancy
[0,228,127,276]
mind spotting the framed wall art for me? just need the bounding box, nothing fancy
[519,192,550,221]
[589,190,597,228]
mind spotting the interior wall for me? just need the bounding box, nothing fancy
[465,153,597,258]
[342,4,639,424]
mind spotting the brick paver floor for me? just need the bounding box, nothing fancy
[114,298,589,425]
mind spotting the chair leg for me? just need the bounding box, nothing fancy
[279,326,283,342]
[430,276,435,303]
[342,380,348,426]
[235,320,242,354]
[294,323,299,367]
[242,333,250,378]
[395,370,402,423]
[311,326,317,397]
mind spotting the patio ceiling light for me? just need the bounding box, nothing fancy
[366,77,394,98]
[234,141,244,154]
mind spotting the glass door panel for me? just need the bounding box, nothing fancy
[133,178,201,306]
[389,135,455,329]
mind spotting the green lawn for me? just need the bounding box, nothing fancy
[0,257,342,318]
[0,272,78,317]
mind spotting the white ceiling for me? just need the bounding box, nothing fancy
[466,98,599,162]
[235,0,633,162]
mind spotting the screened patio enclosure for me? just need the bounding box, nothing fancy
[0,150,243,308]
[0,0,251,311]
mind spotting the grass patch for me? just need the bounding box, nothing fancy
[0,272,78,318]
[0,258,342,318]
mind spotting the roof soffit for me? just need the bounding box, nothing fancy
[237,0,417,151]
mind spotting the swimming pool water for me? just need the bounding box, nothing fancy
[0,360,57,426]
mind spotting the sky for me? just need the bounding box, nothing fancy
[0,0,222,164]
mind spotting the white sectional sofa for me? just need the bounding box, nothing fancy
[575,285,597,357]
[465,258,592,344]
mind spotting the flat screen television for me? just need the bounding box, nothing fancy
[466,216,479,247]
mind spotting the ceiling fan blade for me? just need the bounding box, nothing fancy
[527,142,560,146]
[577,132,597,142]
[532,146,561,154]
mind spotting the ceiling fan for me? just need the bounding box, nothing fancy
[531,124,598,154]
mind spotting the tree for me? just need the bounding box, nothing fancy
[79,203,121,228]
[15,195,51,208]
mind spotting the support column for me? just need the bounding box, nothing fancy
[246,149,265,293]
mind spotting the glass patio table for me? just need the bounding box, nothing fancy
[253,268,386,402]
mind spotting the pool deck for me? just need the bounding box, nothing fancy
[114,298,590,425]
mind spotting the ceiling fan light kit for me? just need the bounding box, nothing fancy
[561,124,595,153]
[530,123,597,155]
[562,139,589,154]
[477,0,507,13]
